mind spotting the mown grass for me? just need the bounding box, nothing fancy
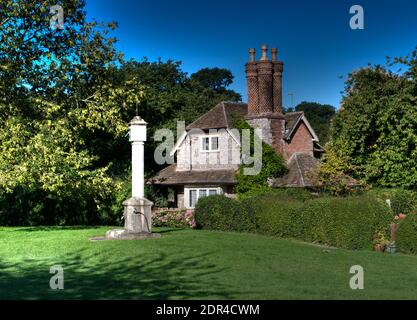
[0,226,416,300]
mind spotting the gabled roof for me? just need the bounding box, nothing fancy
[272,152,357,188]
[272,153,320,188]
[283,112,319,142]
[186,102,318,141]
[147,164,237,186]
[186,102,247,130]
[170,101,319,156]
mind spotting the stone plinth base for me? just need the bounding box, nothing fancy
[90,197,158,241]
[123,197,153,233]
[90,229,161,241]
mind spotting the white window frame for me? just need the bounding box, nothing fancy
[201,135,220,153]
[184,186,222,209]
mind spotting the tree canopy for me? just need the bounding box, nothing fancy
[0,1,241,225]
[328,48,417,188]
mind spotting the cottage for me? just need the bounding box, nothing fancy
[149,45,324,209]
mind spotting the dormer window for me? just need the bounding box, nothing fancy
[201,136,219,152]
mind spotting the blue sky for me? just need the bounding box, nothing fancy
[86,0,417,108]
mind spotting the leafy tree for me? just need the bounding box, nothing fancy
[0,0,143,225]
[191,67,234,91]
[0,1,243,225]
[329,48,417,188]
[294,101,335,144]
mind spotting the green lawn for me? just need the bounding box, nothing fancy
[1,226,417,300]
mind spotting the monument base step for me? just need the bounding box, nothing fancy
[90,229,161,241]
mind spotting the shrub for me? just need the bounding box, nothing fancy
[390,189,417,216]
[243,192,304,237]
[290,195,391,249]
[195,190,392,250]
[396,213,417,254]
[0,184,119,226]
[251,193,391,250]
[153,209,196,229]
[194,195,255,232]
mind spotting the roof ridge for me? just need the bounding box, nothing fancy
[185,102,223,130]
[294,153,306,187]
[221,102,229,129]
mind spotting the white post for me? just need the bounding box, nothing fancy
[104,115,159,239]
[132,141,144,198]
[129,116,147,198]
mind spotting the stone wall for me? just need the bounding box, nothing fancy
[176,129,241,171]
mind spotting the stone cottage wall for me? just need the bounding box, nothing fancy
[176,129,241,171]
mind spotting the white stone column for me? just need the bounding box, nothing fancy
[132,141,144,198]
[104,115,159,239]
[129,116,147,198]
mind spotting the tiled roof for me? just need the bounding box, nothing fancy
[186,102,247,130]
[186,101,306,137]
[283,112,304,140]
[272,152,357,188]
[147,164,237,186]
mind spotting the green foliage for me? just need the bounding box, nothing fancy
[0,0,141,225]
[242,191,306,237]
[196,190,391,250]
[286,195,391,249]
[190,67,235,91]
[329,51,417,187]
[0,1,242,226]
[293,101,335,144]
[251,193,391,249]
[390,189,417,215]
[194,195,255,233]
[309,147,363,196]
[368,188,417,215]
[397,213,417,254]
[233,117,287,196]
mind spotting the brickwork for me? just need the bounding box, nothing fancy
[257,60,274,114]
[283,122,314,160]
[273,61,283,113]
[245,62,259,115]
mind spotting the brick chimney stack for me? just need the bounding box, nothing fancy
[245,48,259,114]
[245,45,284,116]
[272,48,284,114]
[245,45,286,157]
[257,45,274,113]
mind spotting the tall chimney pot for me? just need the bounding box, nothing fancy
[260,44,269,61]
[271,48,278,62]
[249,48,256,62]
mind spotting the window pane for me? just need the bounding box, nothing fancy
[190,190,197,207]
[199,189,207,198]
[209,189,217,196]
[211,137,219,150]
[202,137,210,151]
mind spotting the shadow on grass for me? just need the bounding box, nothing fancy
[156,228,189,234]
[0,249,235,300]
[14,226,104,232]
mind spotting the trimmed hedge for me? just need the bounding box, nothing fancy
[241,191,304,237]
[397,213,417,254]
[194,195,255,233]
[290,195,391,249]
[195,191,392,250]
[391,190,417,215]
[368,188,417,215]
